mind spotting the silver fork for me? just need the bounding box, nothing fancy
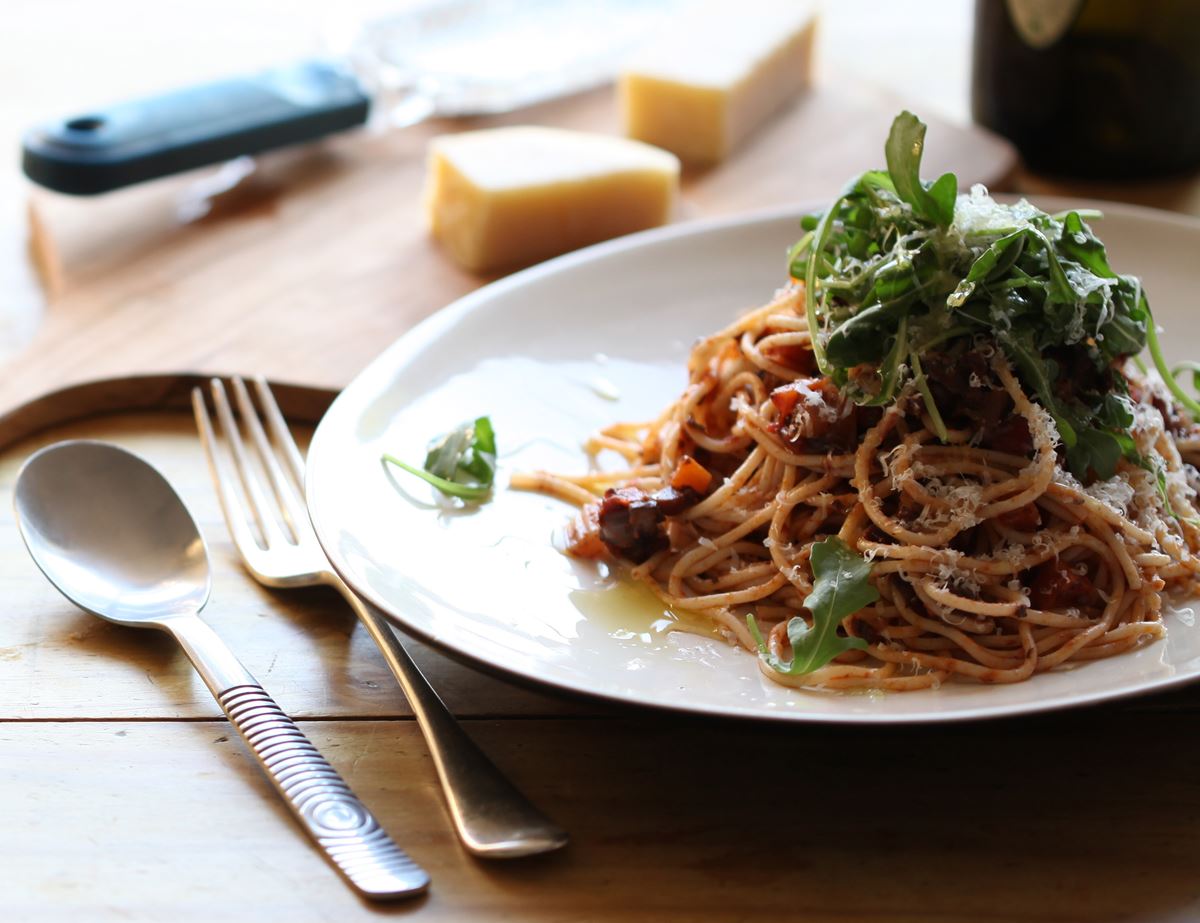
[193,376,568,859]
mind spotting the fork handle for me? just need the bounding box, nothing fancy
[168,615,430,899]
[332,579,568,858]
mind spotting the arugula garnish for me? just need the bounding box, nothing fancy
[1172,361,1200,396]
[793,110,1178,482]
[884,111,957,228]
[383,416,497,501]
[748,537,874,677]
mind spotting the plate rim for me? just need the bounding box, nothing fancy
[308,197,1200,724]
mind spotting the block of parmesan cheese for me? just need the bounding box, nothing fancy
[619,0,818,164]
[423,126,680,273]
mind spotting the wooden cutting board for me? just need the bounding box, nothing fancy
[10,84,1014,417]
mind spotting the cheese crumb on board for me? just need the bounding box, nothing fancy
[424,126,680,273]
[619,0,818,164]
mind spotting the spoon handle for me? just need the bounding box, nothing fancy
[169,616,430,900]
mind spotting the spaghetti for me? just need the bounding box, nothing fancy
[513,286,1200,690]
[511,112,1200,692]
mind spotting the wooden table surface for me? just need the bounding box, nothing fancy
[5,3,1200,921]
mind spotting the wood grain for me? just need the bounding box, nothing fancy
[0,374,336,451]
[8,85,1014,419]
[2,395,1199,721]
[0,412,582,720]
[8,4,1200,921]
[4,716,1200,922]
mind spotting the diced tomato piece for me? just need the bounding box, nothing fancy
[996,504,1041,532]
[982,416,1034,455]
[764,342,817,375]
[671,455,713,494]
[1029,562,1099,610]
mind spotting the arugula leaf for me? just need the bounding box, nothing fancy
[884,111,957,227]
[1145,294,1200,418]
[909,351,949,443]
[1172,361,1200,396]
[1100,308,1148,357]
[448,415,496,484]
[1025,227,1080,306]
[860,315,908,406]
[1065,428,1123,481]
[748,537,873,677]
[1098,392,1135,430]
[1058,211,1116,278]
[383,416,497,501]
[961,229,1026,287]
[996,329,1076,447]
[803,193,846,373]
[825,301,904,367]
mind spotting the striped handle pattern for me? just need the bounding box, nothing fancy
[218,684,429,899]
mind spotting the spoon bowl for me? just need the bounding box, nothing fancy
[14,440,210,626]
[12,438,429,899]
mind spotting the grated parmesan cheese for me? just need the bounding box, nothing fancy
[1084,475,1136,517]
[1023,403,1061,452]
[879,443,909,480]
[1166,466,1197,505]
[952,185,1041,238]
[913,476,985,529]
[1005,578,1031,607]
[932,560,983,597]
[996,544,1027,565]
[793,378,845,424]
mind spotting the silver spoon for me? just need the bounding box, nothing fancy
[13,439,429,901]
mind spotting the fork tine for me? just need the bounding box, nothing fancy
[230,376,309,542]
[254,374,306,486]
[209,377,290,548]
[192,386,272,557]
[200,379,568,858]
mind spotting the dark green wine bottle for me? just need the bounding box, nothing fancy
[972,0,1200,178]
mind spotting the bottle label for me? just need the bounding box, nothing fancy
[1005,0,1082,48]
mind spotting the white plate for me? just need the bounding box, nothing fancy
[307,199,1200,723]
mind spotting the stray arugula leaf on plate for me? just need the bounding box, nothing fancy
[383,416,497,501]
[748,537,874,678]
